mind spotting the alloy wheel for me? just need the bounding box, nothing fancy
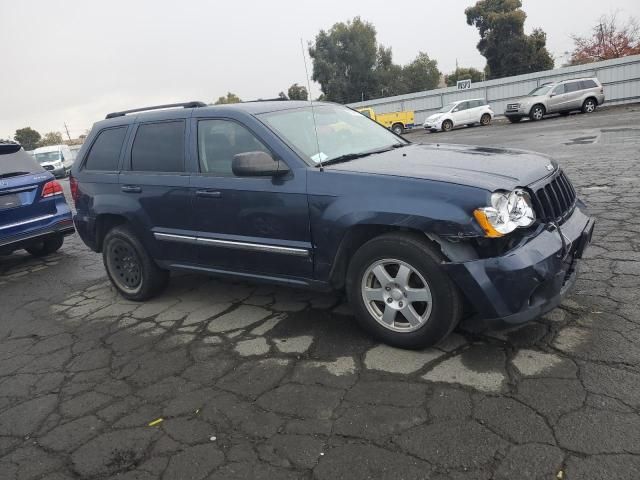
[361,258,433,332]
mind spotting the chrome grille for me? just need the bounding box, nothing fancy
[529,170,577,223]
[43,165,54,171]
[506,103,520,111]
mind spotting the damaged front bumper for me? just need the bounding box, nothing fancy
[443,202,594,330]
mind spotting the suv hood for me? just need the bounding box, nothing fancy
[325,143,556,191]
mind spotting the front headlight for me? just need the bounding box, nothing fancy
[474,190,536,237]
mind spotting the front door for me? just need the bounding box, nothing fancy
[451,101,470,126]
[547,84,567,112]
[190,118,312,280]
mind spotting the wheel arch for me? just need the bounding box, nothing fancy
[94,213,130,252]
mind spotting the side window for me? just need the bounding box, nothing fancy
[84,127,127,171]
[198,120,270,176]
[580,79,597,89]
[453,102,466,112]
[360,110,371,118]
[131,121,185,172]
[552,84,566,95]
[565,82,581,93]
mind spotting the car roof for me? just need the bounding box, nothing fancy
[92,100,334,130]
[451,98,485,104]
[33,145,64,153]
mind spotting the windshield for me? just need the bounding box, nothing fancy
[438,103,456,113]
[260,105,407,165]
[528,85,553,96]
[34,151,61,163]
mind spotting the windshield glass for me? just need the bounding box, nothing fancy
[438,103,455,113]
[528,85,553,96]
[34,151,61,163]
[260,105,406,165]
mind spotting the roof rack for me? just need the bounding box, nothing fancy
[242,97,290,103]
[105,101,207,119]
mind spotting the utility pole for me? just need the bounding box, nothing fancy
[64,122,72,142]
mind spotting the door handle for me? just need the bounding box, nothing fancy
[121,185,142,193]
[196,190,222,198]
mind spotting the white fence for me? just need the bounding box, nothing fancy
[348,55,640,125]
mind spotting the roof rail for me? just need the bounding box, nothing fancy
[242,97,290,103]
[105,101,207,119]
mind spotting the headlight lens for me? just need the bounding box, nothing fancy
[474,190,536,237]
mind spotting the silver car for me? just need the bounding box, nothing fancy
[505,77,605,123]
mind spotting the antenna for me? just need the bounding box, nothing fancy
[301,38,323,171]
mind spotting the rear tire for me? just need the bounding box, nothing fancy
[480,113,491,126]
[346,232,462,349]
[582,98,597,113]
[26,235,64,257]
[103,225,169,301]
[507,117,522,123]
[441,119,453,132]
[391,123,404,135]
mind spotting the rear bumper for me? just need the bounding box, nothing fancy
[444,203,594,330]
[0,215,74,250]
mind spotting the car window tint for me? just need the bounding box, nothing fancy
[455,102,468,111]
[580,79,597,89]
[198,120,270,176]
[565,81,581,93]
[131,121,185,172]
[552,84,565,95]
[84,127,127,171]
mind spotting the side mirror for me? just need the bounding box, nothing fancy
[232,151,289,177]
[452,108,459,113]
[549,93,555,97]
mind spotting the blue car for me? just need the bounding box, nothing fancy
[0,141,74,257]
[72,101,594,348]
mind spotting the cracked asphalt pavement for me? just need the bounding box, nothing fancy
[1,105,640,479]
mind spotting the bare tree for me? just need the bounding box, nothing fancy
[570,12,640,65]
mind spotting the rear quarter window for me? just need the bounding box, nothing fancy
[580,79,598,89]
[84,127,128,171]
[131,121,185,172]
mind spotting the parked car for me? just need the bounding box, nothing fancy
[72,101,594,349]
[505,77,605,123]
[357,107,415,135]
[33,144,75,178]
[0,141,74,257]
[423,99,493,132]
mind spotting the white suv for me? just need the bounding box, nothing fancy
[423,99,494,132]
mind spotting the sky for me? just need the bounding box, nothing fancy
[1,0,639,138]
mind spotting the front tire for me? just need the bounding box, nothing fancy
[26,235,64,257]
[103,225,169,301]
[480,113,491,126]
[441,119,453,132]
[391,123,404,135]
[346,233,462,349]
[529,105,545,121]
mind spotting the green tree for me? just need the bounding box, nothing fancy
[309,17,379,103]
[214,92,242,105]
[465,0,553,79]
[374,46,404,97]
[445,67,485,86]
[401,52,441,93]
[287,83,308,100]
[39,131,64,147]
[13,127,41,150]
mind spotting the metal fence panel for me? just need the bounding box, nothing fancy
[348,55,640,122]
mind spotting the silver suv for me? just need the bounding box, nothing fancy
[505,77,605,123]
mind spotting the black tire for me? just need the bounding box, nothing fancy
[507,117,522,123]
[582,98,597,114]
[346,232,463,349]
[529,104,545,121]
[441,119,453,132]
[480,113,491,126]
[103,225,169,301]
[26,235,64,257]
[391,123,404,135]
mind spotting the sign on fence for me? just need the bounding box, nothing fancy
[456,79,472,90]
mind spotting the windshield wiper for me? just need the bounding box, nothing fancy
[320,144,404,167]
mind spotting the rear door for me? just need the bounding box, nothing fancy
[122,118,194,265]
[564,81,583,109]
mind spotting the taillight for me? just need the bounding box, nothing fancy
[42,180,64,198]
[69,174,79,205]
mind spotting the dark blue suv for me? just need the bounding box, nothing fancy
[1,141,74,257]
[72,101,594,348]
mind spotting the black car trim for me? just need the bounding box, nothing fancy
[153,232,309,257]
